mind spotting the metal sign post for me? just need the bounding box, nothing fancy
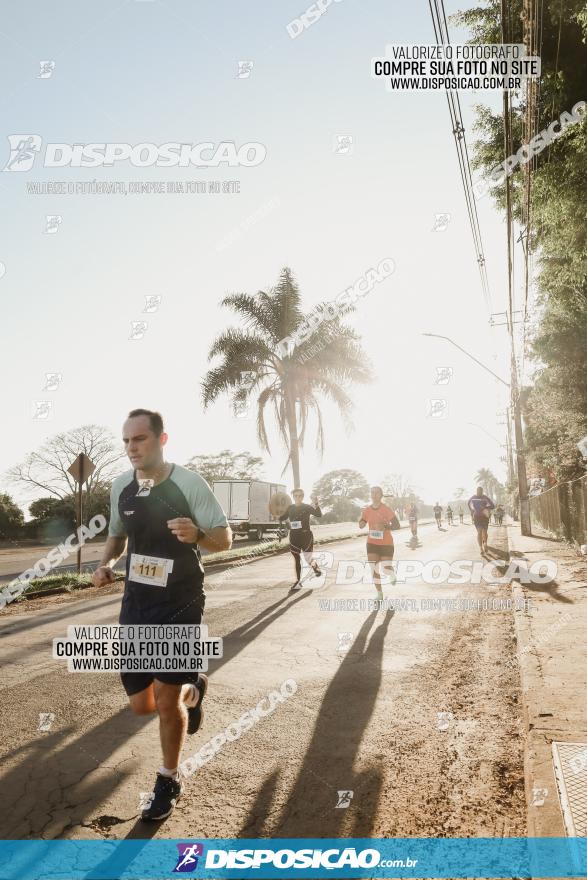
[67,453,96,574]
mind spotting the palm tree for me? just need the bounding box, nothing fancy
[202,267,373,486]
[474,468,502,500]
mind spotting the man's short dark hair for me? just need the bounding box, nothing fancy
[127,409,164,436]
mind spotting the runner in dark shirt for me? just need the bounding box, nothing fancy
[279,488,322,590]
[407,502,419,538]
[467,486,495,555]
[92,409,231,821]
[433,503,443,529]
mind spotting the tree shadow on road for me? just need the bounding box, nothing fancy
[485,545,509,561]
[485,546,572,604]
[0,595,122,637]
[239,609,394,838]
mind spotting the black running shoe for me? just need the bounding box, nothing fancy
[141,773,182,821]
[289,581,301,591]
[187,674,208,735]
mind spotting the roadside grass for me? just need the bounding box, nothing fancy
[18,572,106,599]
[204,527,364,565]
[6,523,429,604]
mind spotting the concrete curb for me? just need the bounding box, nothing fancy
[508,527,567,837]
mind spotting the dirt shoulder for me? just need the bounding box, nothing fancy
[508,524,587,836]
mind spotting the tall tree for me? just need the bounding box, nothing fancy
[312,469,370,521]
[185,450,264,484]
[202,267,373,486]
[6,425,124,499]
[474,468,504,501]
[0,493,24,540]
[453,0,587,480]
[382,473,414,499]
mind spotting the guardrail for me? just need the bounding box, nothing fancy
[529,474,587,545]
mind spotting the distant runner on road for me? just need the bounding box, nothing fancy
[446,505,454,526]
[458,506,464,524]
[92,409,232,821]
[279,489,322,590]
[468,486,495,555]
[407,502,418,538]
[495,504,505,525]
[359,486,400,602]
[433,502,443,529]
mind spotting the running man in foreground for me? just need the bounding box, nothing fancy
[92,409,232,821]
[279,489,322,590]
[467,485,495,555]
[433,502,443,529]
[359,486,400,602]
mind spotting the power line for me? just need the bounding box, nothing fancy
[520,0,541,383]
[428,0,492,315]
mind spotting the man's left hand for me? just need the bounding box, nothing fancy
[168,517,200,543]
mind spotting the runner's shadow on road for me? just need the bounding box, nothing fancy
[82,823,160,879]
[2,708,147,838]
[498,555,572,603]
[228,593,306,638]
[239,609,394,838]
[211,592,311,674]
[485,545,509,561]
[511,574,572,603]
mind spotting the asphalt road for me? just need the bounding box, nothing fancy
[0,520,526,840]
[0,522,368,582]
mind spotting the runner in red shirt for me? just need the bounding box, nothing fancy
[359,486,400,602]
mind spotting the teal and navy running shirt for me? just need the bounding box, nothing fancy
[108,464,228,623]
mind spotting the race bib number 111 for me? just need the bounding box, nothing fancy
[130,554,173,587]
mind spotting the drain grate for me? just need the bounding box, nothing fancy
[552,742,587,836]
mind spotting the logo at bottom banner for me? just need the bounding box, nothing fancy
[202,847,383,871]
[173,843,204,873]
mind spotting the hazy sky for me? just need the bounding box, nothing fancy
[0,0,529,511]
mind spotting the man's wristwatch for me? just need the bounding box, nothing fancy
[195,527,206,543]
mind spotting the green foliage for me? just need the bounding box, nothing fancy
[454,0,587,479]
[29,496,75,521]
[202,267,373,484]
[186,450,264,484]
[474,468,505,501]
[26,485,110,542]
[0,493,25,539]
[312,469,369,522]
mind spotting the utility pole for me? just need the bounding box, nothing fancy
[502,0,532,537]
[505,408,515,502]
[422,332,530,533]
[511,363,531,534]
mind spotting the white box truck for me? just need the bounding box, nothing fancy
[212,480,287,540]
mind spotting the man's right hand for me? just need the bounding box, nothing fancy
[92,566,116,587]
